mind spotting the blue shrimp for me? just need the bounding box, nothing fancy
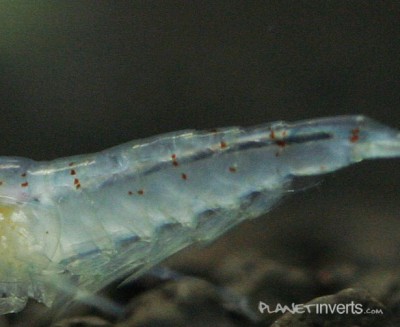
[0,115,398,314]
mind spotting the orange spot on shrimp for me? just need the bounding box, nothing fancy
[137,189,144,195]
[269,129,275,139]
[76,183,81,189]
[21,182,28,187]
[220,141,227,149]
[74,178,80,185]
[181,173,188,180]
[350,128,360,143]
[128,191,133,195]
[229,166,237,173]
[70,169,76,175]
[21,172,27,177]
[0,181,3,186]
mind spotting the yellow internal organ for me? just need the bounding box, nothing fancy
[0,205,30,280]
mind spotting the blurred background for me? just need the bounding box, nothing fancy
[0,2,399,325]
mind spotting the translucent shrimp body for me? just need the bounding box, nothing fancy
[0,115,399,314]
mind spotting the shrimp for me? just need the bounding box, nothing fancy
[0,114,399,315]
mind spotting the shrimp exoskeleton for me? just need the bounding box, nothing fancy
[0,115,399,314]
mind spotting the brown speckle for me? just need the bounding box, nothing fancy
[269,129,275,139]
[275,140,286,147]
[350,128,360,143]
[171,154,179,167]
